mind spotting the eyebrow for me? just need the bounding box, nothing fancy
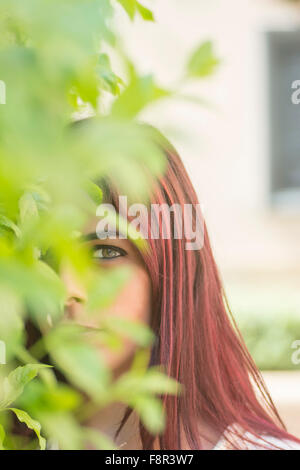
[82,230,125,241]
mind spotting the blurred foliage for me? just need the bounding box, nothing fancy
[0,0,219,450]
[230,284,300,370]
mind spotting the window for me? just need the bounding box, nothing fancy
[266,30,300,207]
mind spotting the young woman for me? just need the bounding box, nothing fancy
[64,121,300,450]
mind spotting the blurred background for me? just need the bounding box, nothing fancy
[114,0,300,437]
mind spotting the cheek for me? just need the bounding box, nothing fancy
[105,266,152,324]
[100,266,152,371]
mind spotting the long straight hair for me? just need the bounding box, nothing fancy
[100,126,299,450]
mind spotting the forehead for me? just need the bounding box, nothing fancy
[82,215,125,238]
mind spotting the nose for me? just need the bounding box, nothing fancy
[65,294,84,308]
[61,265,87,318]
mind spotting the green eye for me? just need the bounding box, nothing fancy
[93,245,126,260]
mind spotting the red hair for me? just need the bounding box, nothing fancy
[100,126,300,450]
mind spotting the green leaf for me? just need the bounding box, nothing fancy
[84,180,103,206]
[45,324,110,399]
[134,396,165,433]
[0,424,6,450]
[112,74,170,119]
[111,368,181,400]
[83,428,117,450]
[36,259,62,285]
[103,316,155,347]
[26,184,51,212]
[134,369,181,394]
[97,54,124,96]
[19,192,39,226]
[87,266,131,311]
[136,2,154,21]
[129,347,151,374]
[0,364,51,409]
[0,215,21,238]
[116,0,136,20]
[0,287,24,361]
[0,258,64,326]
[16,380,82,414]
[36,411,83,450]
[9,408,46,450]
[186,40,220,78]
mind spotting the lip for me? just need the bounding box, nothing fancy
[79,324,104,334]
[60,318,104,333]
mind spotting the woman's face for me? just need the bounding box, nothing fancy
[61,216,152,372]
